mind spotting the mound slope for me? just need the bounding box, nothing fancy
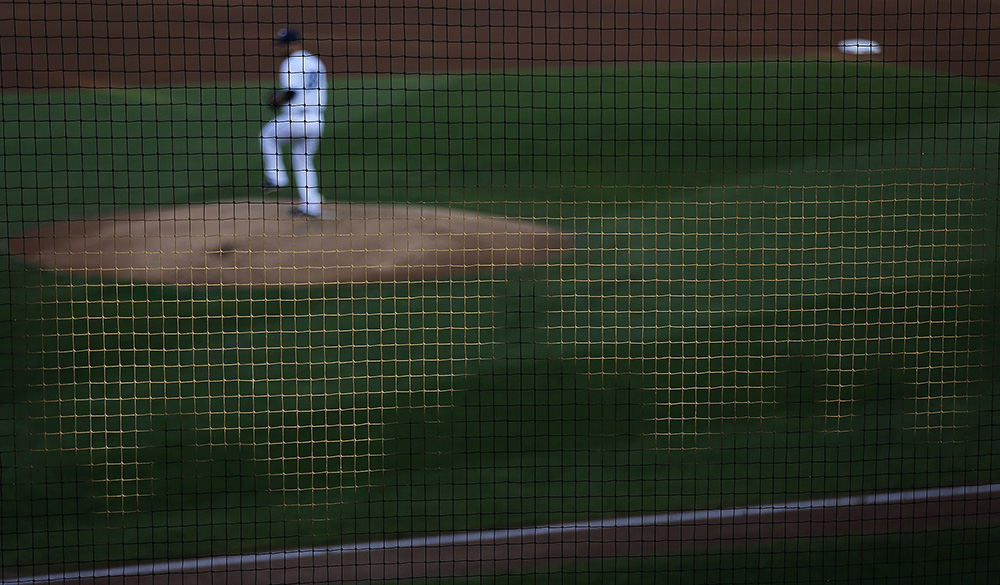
[8,200,572,286]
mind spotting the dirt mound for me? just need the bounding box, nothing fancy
[8,200,572,286]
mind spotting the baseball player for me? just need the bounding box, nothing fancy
[260,28,329,217]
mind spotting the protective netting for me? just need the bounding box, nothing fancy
[1,3,998,583]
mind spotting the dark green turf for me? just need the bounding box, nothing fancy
[1,61,998,576]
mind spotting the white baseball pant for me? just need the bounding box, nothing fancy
[260,115,325,208]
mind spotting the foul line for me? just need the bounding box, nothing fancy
[7,482,999,584]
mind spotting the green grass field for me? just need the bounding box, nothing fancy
[1,61,999,576]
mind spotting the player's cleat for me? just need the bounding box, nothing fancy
[287,204,322,218]
[261,181,282,194]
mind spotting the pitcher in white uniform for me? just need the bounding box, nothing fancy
[260,28,329,217]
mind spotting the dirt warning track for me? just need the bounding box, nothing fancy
[3,1,999,90]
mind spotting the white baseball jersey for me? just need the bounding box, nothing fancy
[279,50,328,119]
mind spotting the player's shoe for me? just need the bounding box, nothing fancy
[261,181,282,194]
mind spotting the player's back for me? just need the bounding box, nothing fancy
[279,50,328,116]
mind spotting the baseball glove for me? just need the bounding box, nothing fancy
[267,90,295,110]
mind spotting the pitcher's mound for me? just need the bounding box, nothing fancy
[9,200,572,286]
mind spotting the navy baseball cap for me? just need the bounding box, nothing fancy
[275,28,301,44]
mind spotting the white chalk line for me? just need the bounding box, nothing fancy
[7,482,999,584]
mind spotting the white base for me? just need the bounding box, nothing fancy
[838,38,882,55]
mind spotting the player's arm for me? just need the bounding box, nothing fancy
[271,55,308,110]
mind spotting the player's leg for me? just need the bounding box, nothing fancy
[288,120,324,216]
[259,117,292,189]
